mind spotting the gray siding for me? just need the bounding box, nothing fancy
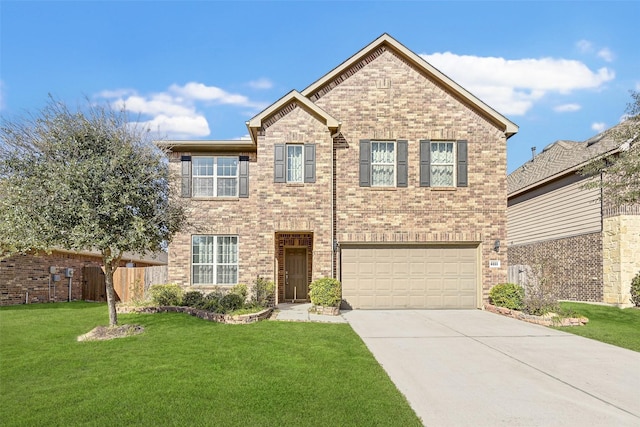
[507,174,601,245]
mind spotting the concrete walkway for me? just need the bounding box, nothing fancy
[342,309,640,427]
[272,303,346,323]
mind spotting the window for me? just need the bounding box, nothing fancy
[274,144,316,183]
[192,235,238,285]
[359,140,407,187]
[420,140,467,188]
[371,141,395,186]
[286,145,303,183]
[192,157,238,197]
[430,142,455,187]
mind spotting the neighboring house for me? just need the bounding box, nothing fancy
[159,34,518,309]
[0,250,167,305]
[507,125,640,306]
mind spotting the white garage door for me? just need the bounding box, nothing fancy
[341,245,478,309]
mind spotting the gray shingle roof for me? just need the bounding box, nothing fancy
[507,126,622,195]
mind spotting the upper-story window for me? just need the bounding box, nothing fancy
[286,145,304,183]
[274,144,316,183]
[359,139,407,188]
[192,157,238,197]
[371,141,396,187]
[430,142,455,187]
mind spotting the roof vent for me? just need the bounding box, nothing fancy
[531,146,536,161]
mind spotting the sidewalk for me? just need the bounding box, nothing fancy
[271,303,346,323]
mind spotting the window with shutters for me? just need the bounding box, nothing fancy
[192,156,238,197]
[192,235,238,285]
[419,139,467,188]
[274,143,316,184]
[371,141,396,187]
[359,139,407,188]
[430,142,455,187]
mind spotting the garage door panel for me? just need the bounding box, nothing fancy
[341,245,478,309]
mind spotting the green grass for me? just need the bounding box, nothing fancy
[553,302,640,352]
[0,302,421,426]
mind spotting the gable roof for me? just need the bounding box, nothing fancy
[301,33,518,139]
[246,90,340,143]
[507,126,623,196]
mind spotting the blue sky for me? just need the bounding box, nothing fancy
[1,1,638,172]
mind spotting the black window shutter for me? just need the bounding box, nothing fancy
[181,155,192,197]
[359,140,371,187]
[419,140,431,187]
[396,140,408,187]
[239,156,249,197]
[274,144,285,183]
[304,144,316,183]
[457,140,468,187]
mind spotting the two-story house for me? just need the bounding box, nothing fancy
[159,34,518,309]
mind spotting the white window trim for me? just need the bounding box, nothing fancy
[286,144,304,183]
[192,156,239,198]
[191,235,239,286]
[371,140,396,187]
[430,141,456,188]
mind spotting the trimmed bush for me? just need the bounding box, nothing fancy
[631,271,640,307]
[149,283,183,306]
[309,277,342,307]
[200,291,223,312]
[489,283,524,310]
[220,293,245,313]
[181,290,204,307]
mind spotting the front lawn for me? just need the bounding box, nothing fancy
[0,302,421,426]
[553,302,640,352]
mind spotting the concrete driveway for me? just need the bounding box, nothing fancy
[342,309,640,426]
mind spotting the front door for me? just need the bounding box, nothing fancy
[285,248,308,301]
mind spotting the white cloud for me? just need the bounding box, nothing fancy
[554,103,581,113]
[97,82,266,138]
[597,48,614,62]
[421,52,615,115]
[248,78,274,90]
[591,122,607,133]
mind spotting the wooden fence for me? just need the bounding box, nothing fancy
[82,265,168,303]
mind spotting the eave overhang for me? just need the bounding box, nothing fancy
[155,140,256,153]
[246,90,340,143]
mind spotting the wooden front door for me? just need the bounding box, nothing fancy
[285,248,308,301]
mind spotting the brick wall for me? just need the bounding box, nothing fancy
[507,233,603,302]
[0,251,159,306]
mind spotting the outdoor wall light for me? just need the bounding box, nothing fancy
[494,239,501,252]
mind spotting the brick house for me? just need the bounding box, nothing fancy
[507,125,640,306]
[160,34,518,309]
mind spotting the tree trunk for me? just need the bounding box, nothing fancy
[103,261,118,327]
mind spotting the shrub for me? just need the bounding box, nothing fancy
[220,293,245,313]
[631,271,640,307]
[149,283,183,306]
[251,276,275,307]
[309,277,342,307]
[181,290,204,307]
[489,283,524,310]
[200,291,223,312]
[230,283,248,301]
